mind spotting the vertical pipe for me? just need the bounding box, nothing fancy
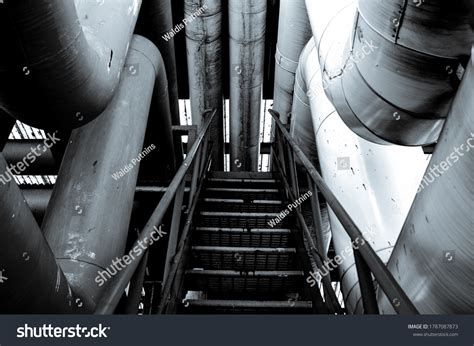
[162,180,186,285]
[229,0,267,172]
[379,57,474,314]
[41,36,161,310]
[185,0,224,170]
[137,0,182,167]
[272,0,312,124]
[0,155,83,313]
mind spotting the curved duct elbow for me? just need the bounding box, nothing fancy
[0,0,142,130]
[297,38,428,313]
[305,0,473,146]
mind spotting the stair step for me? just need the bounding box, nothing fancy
[191,245,296,271]
[201,199,284,213]
[203,187,283,201]
[206,188,280,193]
[192,246,295,254]
[182,299,313,311]
[203,198,283,205]
[198,212,290,229]
[208,172,277,180]
[186,269,303,277]
[185,268,304,294]
[196,227,291,233]
[194,227,293,248]
[208,178,278,184]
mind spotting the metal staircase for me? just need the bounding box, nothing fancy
[180,172,314,314]
[94,109,418,315]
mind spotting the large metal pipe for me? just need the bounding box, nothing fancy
[290,38,318,169]
[297,38,428,313]
[272,0,312,124]
[229,0,266,171]
[0,0,142,130]
[185,0,224,170]
[41,35,160,310]
[379,56,474,314]
[305,0,473,146]
[0,155,84,313]
[137,0,180,127]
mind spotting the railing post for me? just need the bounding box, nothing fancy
[287,146,299,198]
[354,249,380,314]
[162,179,186,289]
[125,250,149,314]
[306,174,325,256]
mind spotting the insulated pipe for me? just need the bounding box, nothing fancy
[272,0,312,124]
[229,0,266,172]
[379,56,474,314]
[185,0,224,170]
[137,0,180,127]
[0,155,84,313]
[41,35,160,310]
[299,39,428,313]
[0,0,142,130]
[290,38,319,168]
[305,0,473,146]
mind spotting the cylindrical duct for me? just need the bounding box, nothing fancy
[0,155,84,313]
[137,0,180,127]
[41,35,160,310]
[299,38,428,313]
[379,56,474,314]
[305,0,473,146]
[290,38,318,168]
[185,0,224,170]
[272,0,312,124]
[0,0,142,130]
[229,0,266,172]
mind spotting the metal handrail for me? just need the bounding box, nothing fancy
[94,109,217,314]
[269,109,419,314]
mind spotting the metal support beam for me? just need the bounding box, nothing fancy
[42,36,160,310]
[0,155,84,313]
